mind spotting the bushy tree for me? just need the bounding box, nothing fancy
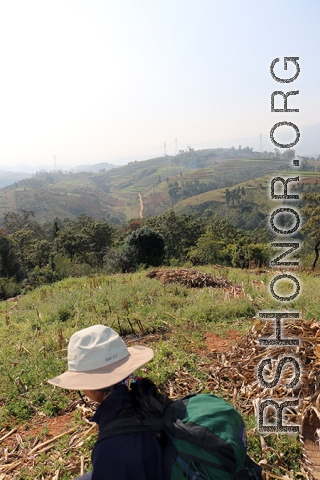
[231,243,270,269]
[282,149,295,160]
[54,215,114,266]
[107,246,138,273]
[0,212,116,288]
[208,216,242,243]
[188,233,228,265]
[126,227,165,267]
[106,227,165,273]
[54,230,89,261]
[25,239,52,270]
[146,211,204,262]
[3,211,48,277]
[3,210,43,236]
[89,221,114,266]
[0,236,22,279]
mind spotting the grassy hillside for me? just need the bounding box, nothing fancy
[0,150,291,225]
[173,170,320,230]
[0,266,319,478]
[173,173,274,212]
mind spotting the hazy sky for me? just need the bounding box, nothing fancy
[0,1,318,168]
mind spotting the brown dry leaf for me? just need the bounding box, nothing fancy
[195,317,320,478]
[146,268,241,290]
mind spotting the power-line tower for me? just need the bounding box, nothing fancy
[163,142,167,156]
[175,139,178,156]
[54,155,57,170]
[259,134,263,153]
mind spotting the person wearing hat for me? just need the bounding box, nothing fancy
[48,324,169,480]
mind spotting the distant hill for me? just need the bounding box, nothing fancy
[0,170,32,189]
[219,123,320,158]
[0,148,304,226]
[0,162,116,189]
[70,162,116,173]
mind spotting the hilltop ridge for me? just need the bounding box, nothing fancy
[0,147,302,225]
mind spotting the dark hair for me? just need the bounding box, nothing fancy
[98,377,172,442]
[99,377,171,414]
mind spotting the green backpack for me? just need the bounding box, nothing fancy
[97,393,262,480]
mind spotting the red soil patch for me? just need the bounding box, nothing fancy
[300,177,320,184]
[27,413,73,438]
[1,413,74,450]
[201,330,241,353]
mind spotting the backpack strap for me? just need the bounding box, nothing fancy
[97,413,164,443]
[164,415,238,474]
[147,394,165,413]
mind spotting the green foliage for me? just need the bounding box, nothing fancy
[56,305,75,322]
[54,215,114,267]
[225,185,246,206]
[55,229,91,260]
[188,233,229,265]
[52,254,74,278]
[3,209,42,235]
[231,243,270,268]
[25,266,56,289]
[26,239,52,270]
[264,434,302,475]
[188,217,270,268]
[0,277,21,300]
[301,193,320,268]
[0,213,118,291]
[208,216,244,242]
[302,193,320,241]
[0,208,274,294]
[147,210,204,261]
[106,245,138,273]
[170,178,219,201]
[4,397,35,422]
[0,235,22,279]
[126,227,165,267]
[106,227,165,273]
[298,158,314,172]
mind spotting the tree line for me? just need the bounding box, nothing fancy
[0,191,318,300]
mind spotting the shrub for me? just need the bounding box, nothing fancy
[231,243,270,268]
[126,227,165,267]
[106,246,138,273]
[0,278,21,300]
[188,232,228,265]
[27,265,59,287]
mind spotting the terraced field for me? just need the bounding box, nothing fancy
[0,151,296,224]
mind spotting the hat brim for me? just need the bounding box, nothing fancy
[48,346,154,390]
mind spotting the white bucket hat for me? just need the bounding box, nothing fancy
[48,325,154,390]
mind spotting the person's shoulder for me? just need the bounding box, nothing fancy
[95,430,159,451]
